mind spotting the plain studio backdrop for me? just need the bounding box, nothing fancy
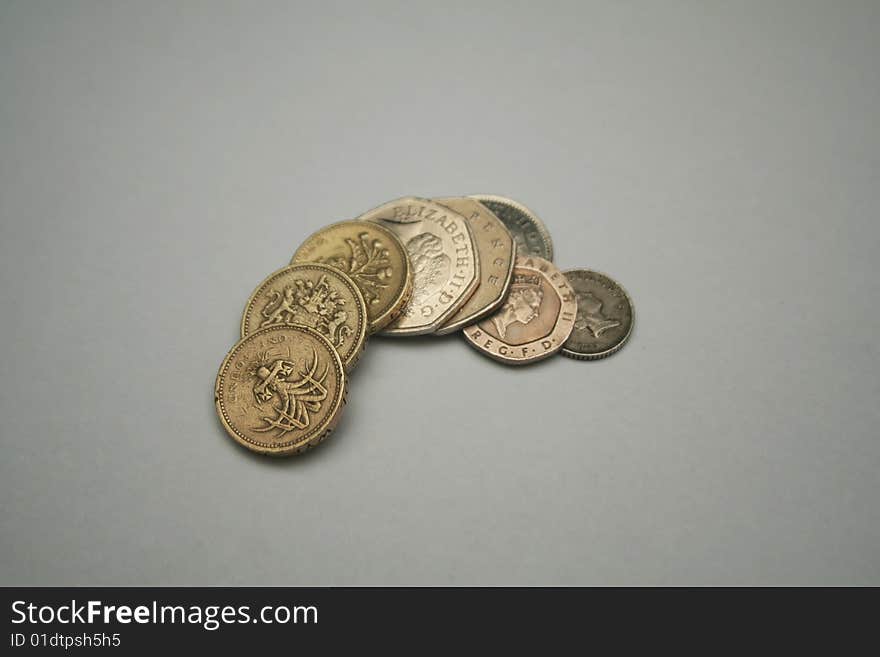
[1,1,878,586]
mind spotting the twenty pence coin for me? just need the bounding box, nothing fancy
[463,256,576,365]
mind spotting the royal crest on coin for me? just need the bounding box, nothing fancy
[259,274,352,347]
[318,232,392,306]
[248,346,329,437]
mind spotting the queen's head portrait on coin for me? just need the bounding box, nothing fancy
[359,197,480,336]
[463,256,577,365]
[561,269,634,360]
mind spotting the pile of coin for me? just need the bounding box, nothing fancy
[214,196,634,456]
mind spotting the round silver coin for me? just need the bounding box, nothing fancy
[469,194,553,261]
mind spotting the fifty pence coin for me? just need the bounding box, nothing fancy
[360,197,480,336]
[241,263,368,372]
[432,196,515,335]
[469,195,554,261]
[291,220,412,334]
[215,325,346,456]
[561,269,634,360]
[463,256,576,365]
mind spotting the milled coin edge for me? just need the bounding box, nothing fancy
[559,268,635,361]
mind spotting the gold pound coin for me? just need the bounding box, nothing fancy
[560,269,634,360]
[359,197,480,336]
[215,325,346,456]
[463,256,577,365]
[291,220,412,334]
[241,263,367,372]
[432,196,515,335]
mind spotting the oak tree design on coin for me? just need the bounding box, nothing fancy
[463,256,577,365]
[215,325,346,456]
[432,196,515,335]
[241,263,367,371]
[359,197,480,336]
[291,220,412,334]
[469,195,554,261]
[561,269,633,360]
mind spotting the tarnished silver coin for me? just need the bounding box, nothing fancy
[560,269,633,360]
[359,197,480,336]
[469,195,553,261]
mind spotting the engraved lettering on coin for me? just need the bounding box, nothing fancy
[291,221,412,333]
[469,195,553,261]
[561,268,633,361]
[241,263,367,371]
[433,196,515,335]
[359,197,479,335]
[463,256,576,365]
[215,325,346,456]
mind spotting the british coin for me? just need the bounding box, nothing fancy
[240,263,367,372]
[469,195,554,261]
[215,325,346,456]
[291,220,412,334]
[359,197,480,336]
[463,256,576,365]
[432,196,515,335]
[560,269,634,360]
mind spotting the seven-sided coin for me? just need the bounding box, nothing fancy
[432,196,515,335]
[359,197,480,336]
[463,256,576,365]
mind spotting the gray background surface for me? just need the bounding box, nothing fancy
[1,1,878,586]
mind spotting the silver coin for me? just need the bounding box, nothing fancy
[560,269,633,360]
[469,195,553,261]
